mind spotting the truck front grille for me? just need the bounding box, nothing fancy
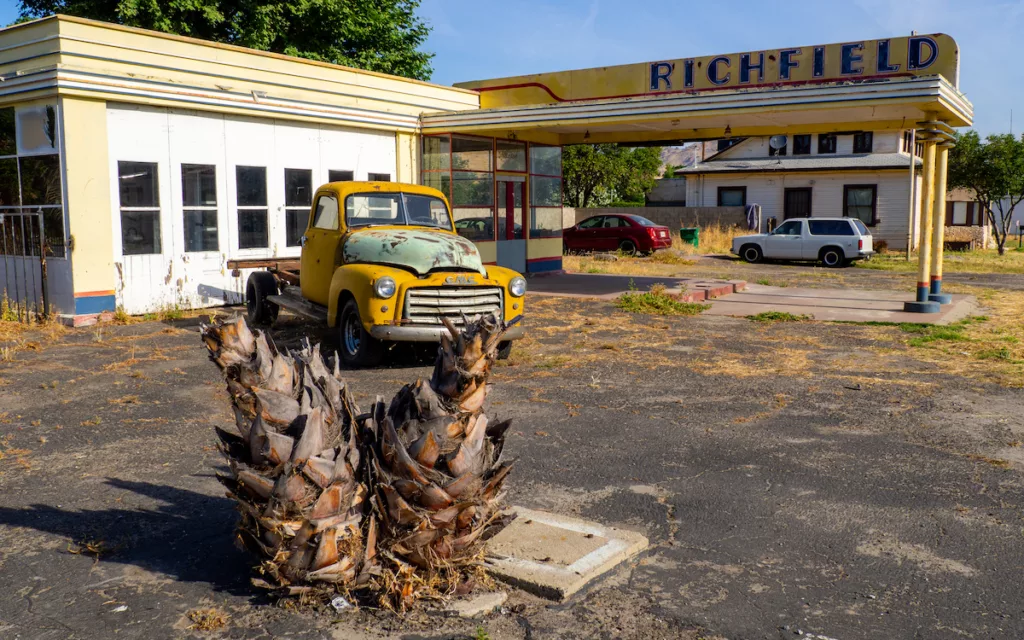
[403,287,503,325]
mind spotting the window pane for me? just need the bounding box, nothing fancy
[847,187,874,207]
[854,132,873,153]
[578,216,603,229]
[119,162,159,208]
[182,164,216,206]
[184,209,218,252]
[0,212,38,257]
[313,195,339,230]
[775,220,801,235]
[530,176,561,206]
[368,172,391,182]
[952,201,968,225]
[422,171,451,199]
[405,194,452,230]
[530,145,561,176]
[285,209,308,246]
[236,166,266,206]
[719,188,745,206]
[285,168,312,207]
[20,155,62,205]
[41,207,66,258]
[329,170,354,182]
[453,208,494,241]
[16,104,58,155]
[452,136,492,172]
[818,134,837,154]
[0,108,14,156]
[422,136,451,171]
[0,158,17,206]
[346,194,402,225]
[452,171,493,206]
[497,140,526,172]
[530,207,562,238]
[793,135,811,155]
[121,210,161,255]
[238,209,268,249]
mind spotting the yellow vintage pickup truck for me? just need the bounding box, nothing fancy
[229,181,525,367]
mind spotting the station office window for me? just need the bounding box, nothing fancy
[529,144,562,238]
[717,186,747,207]
[182,164,218,252]
[236,166,267,249]
[285,168,312,246]
[853,132,874,154]
[329,170,354,182]
[844,185,877,226]
[818,134,837,154]
[793,134,812,156]
[118,161,161,255]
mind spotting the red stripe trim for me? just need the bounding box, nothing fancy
[527,256,562,264]
[930,276,941,282]
[75,290,116,297]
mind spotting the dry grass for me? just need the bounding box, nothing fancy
[187,607,230,631]
[671,223,746,256]
[858,247,1024,274]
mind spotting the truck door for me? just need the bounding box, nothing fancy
[299,193,342,306]
[764,219,804,259]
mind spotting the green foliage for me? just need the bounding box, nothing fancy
[18,0,434,80]
[663,164,682,179]
[562,144,662,208]
[947,130,1024,254]
[615,283,708,316]
[746,311,811,323]
[474,627,491,640]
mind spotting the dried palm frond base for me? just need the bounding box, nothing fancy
[201,313,520,610]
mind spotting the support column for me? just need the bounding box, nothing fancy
[928,142,953,304]
[904,139,940,313]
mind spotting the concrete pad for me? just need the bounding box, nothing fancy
[446,591,508,618]
[706,284,979,324]
[485,507,648,601]
[528,272,743,301]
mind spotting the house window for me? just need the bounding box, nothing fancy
[718,186,747,207]
[853,132,874,153]
[768,137,787,156]
[793,135,812,155]
[368,172,391,182]
[236,166,267,249]
[844,185,877,226]
[118,161,162,255]
[947,201,980,226]
[329,170,354,182]
[181,164,218,252]
[284,168,312,247]
[784,188,812,219]
[818,134,837,154]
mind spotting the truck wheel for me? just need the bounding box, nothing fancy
[496,341,513,361]
[246,272,279,325]
[741,244,763,263]
[338,299,384,368]
[819,247,845,268]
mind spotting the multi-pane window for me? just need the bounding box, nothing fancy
[793,134,812,155]
[368,172,391,181]
[181,164,218,252]
[529,145,562,238]
[423,135,495,241]
[118,161,161,255]
[329,170,354,182]
[853,132,874,153]
[717,186,747,207]
[0,104,66,259]
[236,166,267,249]
[818,134,837,154]
[844,185,877,226]
[284,168,312,246]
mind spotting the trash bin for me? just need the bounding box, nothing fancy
[679,227,699,248]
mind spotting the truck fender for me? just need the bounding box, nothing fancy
[327,269,371,328]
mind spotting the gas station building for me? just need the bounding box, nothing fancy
[0,16,971,320]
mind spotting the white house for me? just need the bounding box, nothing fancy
[680,131,925,249]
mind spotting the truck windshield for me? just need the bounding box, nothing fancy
[345,192,453,231]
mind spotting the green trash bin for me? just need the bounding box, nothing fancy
[679,227,699,248]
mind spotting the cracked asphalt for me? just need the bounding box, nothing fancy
[1,277,1023,639]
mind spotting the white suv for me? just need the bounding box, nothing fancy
[731,218,874,268]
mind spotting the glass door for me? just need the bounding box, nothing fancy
[496,178,526,273]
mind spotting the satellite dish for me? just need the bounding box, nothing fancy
[769,135,788,150]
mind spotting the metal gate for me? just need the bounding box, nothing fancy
[0,211,50,322]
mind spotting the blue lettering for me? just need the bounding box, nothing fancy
[684,59,694,88]
[740,52,764,84]
[876,39,900,73]
[649,62,673,91]
[813,47,825,77]
[708,56,731,85]
[908,36,938,70]
[779,48,801,80]
[841,43,864,75]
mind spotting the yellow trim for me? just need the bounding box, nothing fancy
[527,237,562,261]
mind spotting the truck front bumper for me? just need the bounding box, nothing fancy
[370,323,525,342]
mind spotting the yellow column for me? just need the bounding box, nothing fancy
[928,142,952,303]
[913,140,936,305]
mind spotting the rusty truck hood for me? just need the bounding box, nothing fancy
[342,227,486,276]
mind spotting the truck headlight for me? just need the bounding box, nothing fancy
[374,276,396,299]
[509,276,526,297]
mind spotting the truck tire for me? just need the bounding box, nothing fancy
[740,244,763,263]
[246,272,279,325]
[496,341,513,360]
[338,298,384,368]
[819,247,845,268]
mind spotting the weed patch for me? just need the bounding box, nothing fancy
[615,283,708,316]
[747,311,811,323]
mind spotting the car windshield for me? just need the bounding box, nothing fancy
[626,215,658,227]
[345,192,452,230]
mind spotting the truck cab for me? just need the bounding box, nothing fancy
[240,181,526,367]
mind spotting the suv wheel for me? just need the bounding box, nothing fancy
[820,247,845,268]
[741,244,763,263]
[338,299,384,368]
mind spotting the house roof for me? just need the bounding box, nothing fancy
[678,153,922,175]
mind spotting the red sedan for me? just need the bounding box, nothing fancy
[563,214,673,255]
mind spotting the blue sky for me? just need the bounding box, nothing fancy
[2,0,1019,135]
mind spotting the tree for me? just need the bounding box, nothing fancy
[561,144,663,208]
[947,131,1024,255]
[18,0,434,80]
